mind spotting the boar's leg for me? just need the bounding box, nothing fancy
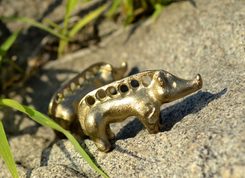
[106,125,115,140]
[137,103,161,134]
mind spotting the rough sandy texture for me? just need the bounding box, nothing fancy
[1,0,244,177]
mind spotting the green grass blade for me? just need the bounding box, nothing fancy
[43,18,63,32]
[106,0,121,18]
[0,120,19,178]
[1,16,68,40]
[63,0,79,36]
[80,0,92,5]
[122,0,134,24]
[0,31,19,65]
[65,0,78,26]
[0,31,19,57]
[58,39,68,58]
[151,3,163,21]
[58,0,78,56]
[69,4,107,38]
[0,98,109,178]
[18,17,68,40]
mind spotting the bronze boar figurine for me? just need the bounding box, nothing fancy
[48,62,127,132]
[77,69,203,152]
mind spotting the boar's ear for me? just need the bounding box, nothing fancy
[153,71,165,86]
[153,71,161,80]
[101,64,112,72]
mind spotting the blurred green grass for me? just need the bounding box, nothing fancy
[0,1,176,177]
[0,120,19,178]
[0,31,19,64]
[0,98,109,178]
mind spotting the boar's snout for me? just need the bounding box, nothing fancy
[192,74,203,90]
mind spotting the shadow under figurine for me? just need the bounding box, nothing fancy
[49,62,203,152]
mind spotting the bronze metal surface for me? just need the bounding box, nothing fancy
[49,63,203,152]
[48,62,127,131]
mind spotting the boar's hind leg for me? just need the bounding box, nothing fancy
[85,114,111,152]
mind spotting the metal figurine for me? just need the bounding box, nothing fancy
[49,63,203,152]
[77,70,203,152]
[48,62,128,131]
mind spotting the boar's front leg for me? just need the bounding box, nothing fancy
[93,136,111,152]
[138,103,161,134]
[106,125,115,140]
[85,114,112,152]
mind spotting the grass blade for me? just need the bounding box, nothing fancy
[0,31,19,56]
[58,39,68,57]
[69,4,107,38]
[106,0,121,18]
[0,120,19,178]
[18,17,68,40]
[123,0,134,24]
[64,0,79,26]
[0,31,19,64]
[58,0,78,57]
[62,0,79,37]
[151,3,163,21]
[1,16,68,40]
[0,98,109,178]
[43,18,63,32]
